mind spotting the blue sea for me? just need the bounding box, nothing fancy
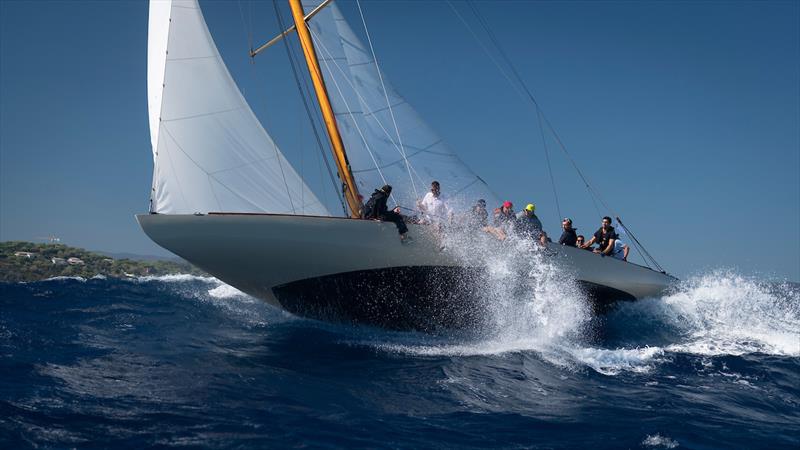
[1,272,798,449]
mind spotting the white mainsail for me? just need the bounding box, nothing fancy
[303,1,500,212]
[148,0,328,215]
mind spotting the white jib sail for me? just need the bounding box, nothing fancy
[148,0,328,215]
[303,1,500,213]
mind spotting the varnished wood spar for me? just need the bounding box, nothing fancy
[249,0,334,57]
[288,0,363,218]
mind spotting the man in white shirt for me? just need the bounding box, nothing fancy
[418,181,452,227]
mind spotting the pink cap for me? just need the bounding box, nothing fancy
[503,201,513,208]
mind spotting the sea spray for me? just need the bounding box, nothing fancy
[658,271,800,357]
[374,228,595,363]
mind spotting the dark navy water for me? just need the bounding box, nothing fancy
[1,274,798,449]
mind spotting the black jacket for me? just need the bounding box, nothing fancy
[559,228,578,247]
[362,189,389,219]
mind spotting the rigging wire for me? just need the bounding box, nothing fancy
[537,107,562,220]
[272,0,347,216]
[355,0,419,201]
[308,25,426,207]
[460,0,664,270]
[237,0,253,57]
[308,28,392,192]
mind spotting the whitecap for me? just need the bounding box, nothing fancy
[42,276,87,282]
[133,273,217,283]
[642,433,679,448]
[654,271,800,357]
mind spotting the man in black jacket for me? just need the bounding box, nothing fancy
[362,185,409,240]
[558,218,578,247]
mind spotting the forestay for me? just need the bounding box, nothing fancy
[148,0,328,215]
[302,1,499,212]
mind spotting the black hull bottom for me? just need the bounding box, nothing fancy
[272,266,635,332]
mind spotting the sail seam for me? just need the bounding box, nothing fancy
[207,155,280,176]
[162,106,244,123]
[161,125,191,212]
[362,100,406,118]
[207,174,224,211]
[207,172,269,212]
[167,55,218,62]
[350,139,446,173]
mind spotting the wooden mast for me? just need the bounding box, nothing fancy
[287,0,362,218]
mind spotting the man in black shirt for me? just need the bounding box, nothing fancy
[362,185,409,240]
[581,216,617,255]
[558,218,578,247]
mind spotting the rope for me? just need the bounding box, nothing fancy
[355,0,419,201]
[272,0,347,216]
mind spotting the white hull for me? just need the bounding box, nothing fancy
[137,213,676,330]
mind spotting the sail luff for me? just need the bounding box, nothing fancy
[288,0,362,218]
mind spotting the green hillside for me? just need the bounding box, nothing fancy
[0,241,206,282]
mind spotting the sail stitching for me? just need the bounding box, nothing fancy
[166,55,218,62]
[162,124,269,212]
[207,154,280,176]
[162,106,244,123]
[350,139,447,173]
[160,125,192,211]
[362,100,406,118]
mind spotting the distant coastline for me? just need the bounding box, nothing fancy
[0,241,206,282]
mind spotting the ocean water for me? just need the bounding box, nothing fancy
[1,269,798,448]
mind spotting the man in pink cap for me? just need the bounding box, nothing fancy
[486,201,515,240]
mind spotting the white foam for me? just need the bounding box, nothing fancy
[134,274,217,283]
[654,271,800,357]
[567,346,664,376]
[365,229,608,370]
[42,276,87,282]
[207,283,250,300]
[642,434,679,448]
[368,233,799,374]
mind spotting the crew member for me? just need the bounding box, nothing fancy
[516,203,547,245]
[417,180,452,228]
[487,201,515,240]
[581,216,617,255]
[468,199,489,228]
[363,185,409,241]
[558,218,578,247]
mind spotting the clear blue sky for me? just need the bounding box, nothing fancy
[1,1,798,281]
